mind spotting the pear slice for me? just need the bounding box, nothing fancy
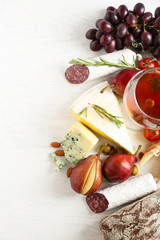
[81,160,97,195]
[139,151,154,166]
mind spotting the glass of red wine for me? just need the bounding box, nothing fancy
[123,68,160,129]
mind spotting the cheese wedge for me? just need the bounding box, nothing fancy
[61,121,99,165]
[71,82,134,154]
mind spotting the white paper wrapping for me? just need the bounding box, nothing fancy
[87,49,137,81]
[100,173,157,210]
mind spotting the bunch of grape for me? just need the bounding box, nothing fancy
[85,3,160,58]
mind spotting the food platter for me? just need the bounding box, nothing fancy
[50,2,160,234]
[50,2,160,236]
[50,67,160,238]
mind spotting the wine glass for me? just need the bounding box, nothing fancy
[123,67,160,130]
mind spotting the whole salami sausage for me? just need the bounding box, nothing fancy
[86,173,157,213]
[65,49,137,84]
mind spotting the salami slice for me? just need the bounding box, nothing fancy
[86,193,109,213]
[65,64,89,84]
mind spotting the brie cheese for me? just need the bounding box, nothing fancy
[71,82,134,154]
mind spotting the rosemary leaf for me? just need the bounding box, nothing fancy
[90,104,124,128]
[91,105,104,119]
[79,107,88,117]
[69,54,138,70]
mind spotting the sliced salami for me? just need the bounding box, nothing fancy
[65,64,89,84]
[86,193,109,213]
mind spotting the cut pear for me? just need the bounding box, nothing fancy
[81,160,96,195]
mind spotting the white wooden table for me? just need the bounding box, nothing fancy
[0,0,159,239]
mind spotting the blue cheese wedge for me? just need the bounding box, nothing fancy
[61,121,99,164]
[71,82,134,154]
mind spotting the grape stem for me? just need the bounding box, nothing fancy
[132,40,145,52]
[69,54,138,70]
[132,40,160,65]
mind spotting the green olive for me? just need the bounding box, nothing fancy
[132,165,138,176]
[116,148,124,154]
[102,144,111,154]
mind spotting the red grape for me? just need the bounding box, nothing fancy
[155,7,160,18]
[86,29,97,40]
[106,6,116,12]
[153,46,160,58]
[98,20,113,33]
[90,40,102,51]
[150,28,158,38]
[140,31,153,46]
[95,19,103,28]
[153,35,160,47]
[128,10,133,14]
[133,3,145,16]
[123,33,134,48]
[95,30,103,40]
[142,12,153,23]
[105,10,120,24]
[126,13,137,26]
[85,4,160,54]
[105,39,116,53]
[116,23,127,38]
[132,26,141,38]
[117,5,128,21]
[115,38,124,50]
[100,34,112,45]
[154,17,160,30]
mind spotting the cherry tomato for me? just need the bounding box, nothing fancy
[155,58,160,67]
[138,58,156,70]
[144,128,160,141]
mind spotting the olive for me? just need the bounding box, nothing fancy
[132,165,138,176]
[102,144,111,154]
[107,146,116,155]
[116,148,125,154]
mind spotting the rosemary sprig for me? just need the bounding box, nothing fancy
[78,104,124,127]
[79,107,88,117]
[90,104,124,128]
[69,54,138,70]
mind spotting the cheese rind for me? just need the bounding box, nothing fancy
[71,82,134,154]
[61,122,99,165]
